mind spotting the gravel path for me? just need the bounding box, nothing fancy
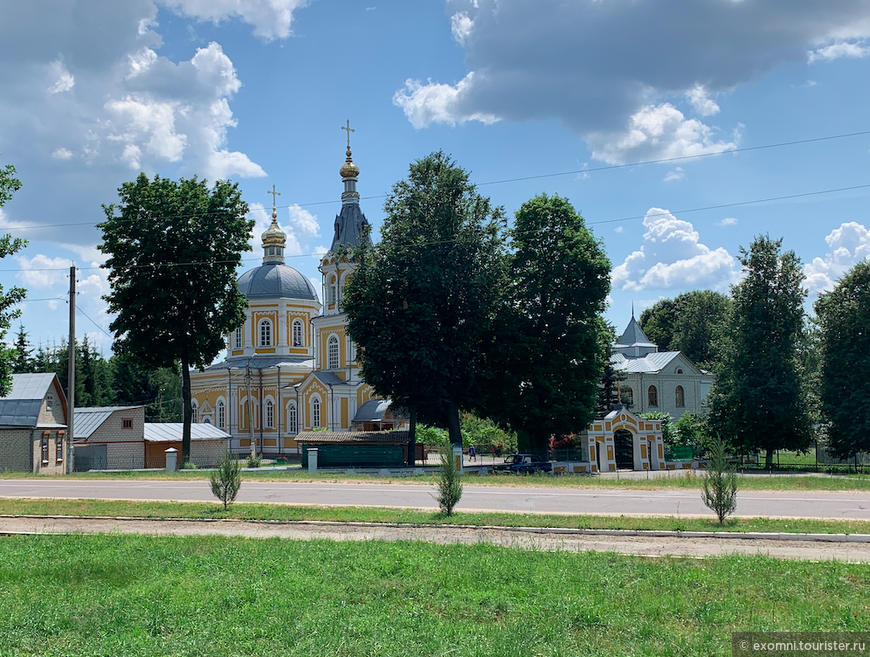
[2,516,870,562]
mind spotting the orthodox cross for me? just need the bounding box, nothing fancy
[267,184,281,218]
[341,119,355,150]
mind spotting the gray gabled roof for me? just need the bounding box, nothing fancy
[144,423,232,443]
[0,373,62,428]
[74,406,143,439]
[313,371,348,387]
[206,356,315,372]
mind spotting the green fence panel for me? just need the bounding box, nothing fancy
[302,444,405,468]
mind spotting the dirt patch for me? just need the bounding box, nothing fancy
[2,516,870,562]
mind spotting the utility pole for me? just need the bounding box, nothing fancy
[66,265,76,474]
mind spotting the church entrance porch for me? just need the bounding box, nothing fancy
[582,407,664,472]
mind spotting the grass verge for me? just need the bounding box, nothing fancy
[1,534,868,656]
[2,497,870,535]
[3,467,870,491]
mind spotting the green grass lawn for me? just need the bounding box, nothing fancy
[3,467,870,491]
[3,498,870,535]
[0,534,867,656]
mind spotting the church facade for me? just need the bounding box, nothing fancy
[611,316,715,420]
[190,140,400,458]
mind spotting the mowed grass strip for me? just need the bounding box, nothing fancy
[4,467,870,490]
[3,498,870,535]
[0,534,868,657]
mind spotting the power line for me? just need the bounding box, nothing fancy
[0,180,867,273]
[0,128,868,233]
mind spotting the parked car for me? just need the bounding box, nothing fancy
[492,453,553,474]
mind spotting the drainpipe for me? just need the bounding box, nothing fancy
[328,382,335,432]
[258,367,264,455]
[246,361,254,458]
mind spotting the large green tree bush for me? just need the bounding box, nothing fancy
[0,156,27,396]
[708,235,812,468]
[480,194,611,456]
[344,152,508,446]
[815,260,870,460]
[100,174,253,462]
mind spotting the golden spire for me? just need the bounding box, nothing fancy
[267,184,281,219]
[339,120,360,180]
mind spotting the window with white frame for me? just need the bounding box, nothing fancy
[46,394,53,411]
[327,276,336,305]
[648,385,658,407]
[191,402,198,424]
[259,319,272,346]
[287,403,297,434]
[312,397,321,428]
[56,431,64,463]
[327,335,340,370]
[41,432,49,464]
[234,327,243,349]
[292,319,304,347]
[217,400,226,429]
[265,400,274,428]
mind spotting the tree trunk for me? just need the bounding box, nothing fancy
[764,446,774,470]
[447,399,462,447]
[181,361,192,464]
[407,406,417,466]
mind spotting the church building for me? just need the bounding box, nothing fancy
[611,316,715,420]
[190,135,400,458]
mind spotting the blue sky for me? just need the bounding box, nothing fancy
[1,0,869,354]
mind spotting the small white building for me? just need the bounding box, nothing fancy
[612,317,715,420]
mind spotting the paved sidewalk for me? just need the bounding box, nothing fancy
[3,516,870,562]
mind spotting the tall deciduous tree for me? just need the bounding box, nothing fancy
[815,260,870,460]
[0,157,26,395]
[344,152,507,446]
[639,290,732,370]
[479,194,611,456]
[708,235,811,468]
[99,174,252,462]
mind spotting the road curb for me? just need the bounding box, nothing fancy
[2,514,870,544]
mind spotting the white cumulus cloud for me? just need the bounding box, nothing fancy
[51,148,73,160]
[808,39,870,63]
[612,208,739,292]
[664,167,685,182]
[716,217,738,227]
[158,0,310,41]
[47,60,74,94]
[398,1,870,163]
[15,254,72,289]
[804,222,870,294]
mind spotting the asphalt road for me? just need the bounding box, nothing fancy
[1,479,869,520]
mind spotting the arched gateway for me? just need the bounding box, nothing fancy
[580,407,664,473]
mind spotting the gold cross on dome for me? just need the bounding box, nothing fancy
[267,184,281,215]
[341,119,355,150]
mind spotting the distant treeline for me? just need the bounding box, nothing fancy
[10,325,181,422]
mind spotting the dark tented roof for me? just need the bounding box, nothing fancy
[0,374,59,428]
[313,371,347,387]
[329,203,371,253]
[615,316,656,349]
[237,263,319,301]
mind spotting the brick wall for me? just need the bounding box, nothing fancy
[0,429,32,472]
[32,430,66,475]
[37,380,68,426]
[106,441,145,469]
[90,408,146,443]
[191,440,231,467]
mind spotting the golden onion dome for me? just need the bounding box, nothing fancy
[261,218,286,248]
[339,148,360,179]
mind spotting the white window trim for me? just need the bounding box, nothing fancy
[327,333,340,370]
[259,318,273,347]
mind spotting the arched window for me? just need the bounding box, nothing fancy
[675,385,685,408]
[312,397,321,428]
[217,400,226,429]
[191,402,198,424]
[648,385,658,407]
[287,403,298,434]
[327,276,337,305]
[619,386,633,407]
[265,400,274,428]
[292,319,304,347]
[327,334,340,369]
[234,327,243,349]
[204,417,211,424]
[259,319,272,347]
